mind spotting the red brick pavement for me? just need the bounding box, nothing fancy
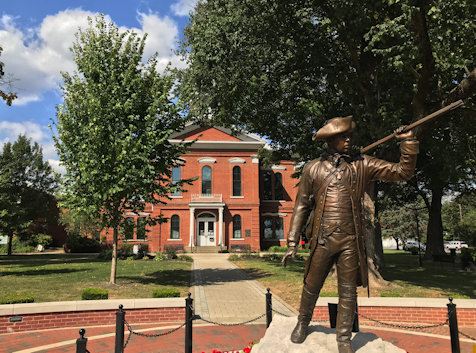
[0,322,475,353]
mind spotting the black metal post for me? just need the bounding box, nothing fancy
[447,297,460,353]
[115,305,125,353]
[76,329,88,353]
[266,288,272,328]
[185,293,193,353]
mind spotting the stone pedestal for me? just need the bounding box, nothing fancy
[251,316,406,353]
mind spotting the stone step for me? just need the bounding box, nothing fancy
[185,246,225,253]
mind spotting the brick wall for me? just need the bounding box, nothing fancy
[0,307,185,334]
[311,306,475,327]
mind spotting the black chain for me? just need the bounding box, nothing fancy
[458,329,476,341]
[197,313,266,326]
[357,312,449,329]
[271,308,291,317]
[122,320,186,351]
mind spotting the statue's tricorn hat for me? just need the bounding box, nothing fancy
[312,115,356,141]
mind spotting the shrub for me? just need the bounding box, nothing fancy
[127,256,135,261]
[410,246,419,255]
[268,246,288,253]
[118,243,149,258]
[165,246,177,259]
[152,288,180,298]
[142,256,150,260]
[228,254,240,261]
[32,234,53,248]
[66,235,100,253]
[0,292,35,304]
[178,254,193,262]
[154,252,165,261]
[81,288,108,300]
[97,249,113,260]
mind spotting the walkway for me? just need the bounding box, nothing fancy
[1,253,475,352]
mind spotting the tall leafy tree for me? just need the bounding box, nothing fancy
[178,0,476,267]
[442,192,476,246]
[52,15,193,284]
[0,45,17,106]
[0,135,60,255]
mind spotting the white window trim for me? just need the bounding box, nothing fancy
[261,212,288,217]
[229,157,246,164]
[167,239,182,241]
[231,238,245,241]
[198,157,217,163]
[170,196,183,199]
[230,196,244,199]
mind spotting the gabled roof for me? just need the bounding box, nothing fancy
[169,124,267,150]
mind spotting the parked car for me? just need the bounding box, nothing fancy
[445,241,469,250]
[404,241,426,251]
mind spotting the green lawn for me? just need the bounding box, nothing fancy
[233,250,476,310]
[0,254,192,303]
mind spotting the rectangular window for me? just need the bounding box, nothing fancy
[263,218,273,239]
[275,173,283,200]
[233,166,241,196]
[263,172,272,200]
[233,215,242,238]
[124,218,134,240]
[172,167,181,196]
[275,217,284,239]
[171,215,180,239]
[137,217,146,240]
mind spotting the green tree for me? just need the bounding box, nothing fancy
[178,0,476,266]
[0,45,17,106]
[442,192,476,246]
[0,135,60,255]
[52,15,194,284]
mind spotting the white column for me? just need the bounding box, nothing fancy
[218,207,224,246]
[189,207,195,247]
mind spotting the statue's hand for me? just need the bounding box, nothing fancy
[394,126,414,141]
[282,246,297,267]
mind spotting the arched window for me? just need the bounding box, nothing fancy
[137,217,146,240]
[202,166,212,195]
[263,172,272,200]
[233,166,241,196]
[275,173,283,200]
[124,217,134,240]
[170,215,180,239]
[233,215,242,238]
[172,166,181,196]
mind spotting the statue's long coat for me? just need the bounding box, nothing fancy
[286,140,419,288]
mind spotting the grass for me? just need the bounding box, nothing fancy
[0,254,192,303]
[233,250,476,310]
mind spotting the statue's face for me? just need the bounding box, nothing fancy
[327,132,352,154]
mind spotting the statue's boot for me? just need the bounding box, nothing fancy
[291,286,319,344]
[335,292,356,353]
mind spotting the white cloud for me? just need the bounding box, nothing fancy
[170,0,199,16]
[0,121,62,173]
[0,9,184,106]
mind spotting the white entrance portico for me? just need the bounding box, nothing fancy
[188,194,225,250]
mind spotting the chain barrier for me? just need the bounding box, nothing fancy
[458,329,476,341]
[357,312,449,330]
[122,319,187,352]
[271,308,291,317]
[197,313,266,326]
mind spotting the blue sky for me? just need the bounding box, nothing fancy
[0,0,197,173]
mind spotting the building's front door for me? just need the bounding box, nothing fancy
[197,218,215,246]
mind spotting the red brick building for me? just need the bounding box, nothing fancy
[109,124,299,253]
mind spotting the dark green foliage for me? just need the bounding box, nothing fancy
[410,247,419,255]
[97,249,113,260]
[0,292,35,304]
[152,288,180,298]
[81,287,108,300]
[65,235,100,253]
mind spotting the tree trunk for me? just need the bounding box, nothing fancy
[363,182,387,287]
[7,233,13,256]
[393,237,400,250]
[110,226,118,284]
[424,185,445,259]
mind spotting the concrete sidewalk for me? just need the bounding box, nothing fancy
[189,253,295,324]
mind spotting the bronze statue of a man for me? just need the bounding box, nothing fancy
[282,116,419,353]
